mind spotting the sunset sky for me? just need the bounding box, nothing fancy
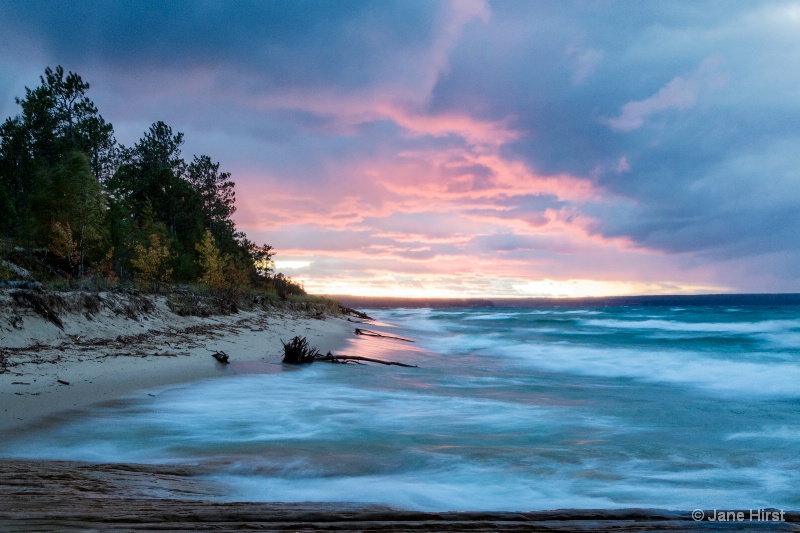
[2,1,799,297]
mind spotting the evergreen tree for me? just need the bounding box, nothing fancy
[0,66,115,242]
[108,122,201,279]
[186,156,236,238]
[31,151,108,276]
[1,67,286,293]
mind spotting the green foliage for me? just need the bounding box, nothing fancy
[0,66,299,297]
[268,272,307,298]
[30,151,108,277]
[187,156,236,239]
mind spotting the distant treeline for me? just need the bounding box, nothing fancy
[332,293,800,309]
[0,66,303,297]
[330,296,496,309]
[491,294,800,307]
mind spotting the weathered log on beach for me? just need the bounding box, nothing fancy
[281,336,416,367]
[319,352,418,368]
[354,328,414,342]
[339,305,373,320]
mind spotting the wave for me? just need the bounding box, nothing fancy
[581,318,800,335]
[492,343,800,398]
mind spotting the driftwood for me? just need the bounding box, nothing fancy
[211,351,230,364]
[281,336,416,368]
[319,352,417,368]
[339,306,373,320]
[354,328,414,342]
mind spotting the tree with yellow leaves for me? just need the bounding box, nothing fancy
[131,233,173,291]
[48,221,79,270]
[195,229,225,290]
[196,229,250,297]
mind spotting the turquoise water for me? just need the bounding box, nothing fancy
[3,302,800,511]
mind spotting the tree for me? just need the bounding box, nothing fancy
[186,155,236,230]
[0,66,115,242]
[108,121,186,218]
[108,122,205,280]
[30,151,108,277]
[48,221,78,269]
[16,66,115,175]
[131,233,173,291]
[0,117,34,238]
[1,68,282,291]
[195,229,226,290]
[196,229,250,296]
[250,243,275,277]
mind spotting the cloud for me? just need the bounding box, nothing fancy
[2,0,799,295]
[606,56,727,131]
[565,45,603,85]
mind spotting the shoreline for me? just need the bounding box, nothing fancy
[0,289,353,434]
[3,297,797,531]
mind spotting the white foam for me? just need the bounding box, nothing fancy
[494,343,800,398]
[582,318,800,335]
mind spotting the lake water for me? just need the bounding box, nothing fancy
[3,299,800,511]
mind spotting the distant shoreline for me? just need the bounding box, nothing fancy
[331,293,800,309]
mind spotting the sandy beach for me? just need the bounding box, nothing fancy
[0,289,353,434]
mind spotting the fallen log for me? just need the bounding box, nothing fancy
[319,352,417,368]
[281,336,417,368]
[354,328,414,342]
[339,306,373,320]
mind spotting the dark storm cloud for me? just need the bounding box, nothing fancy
[0,0,442,91]
[427,0,800,264]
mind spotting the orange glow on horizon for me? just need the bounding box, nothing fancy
[297,276,732,299]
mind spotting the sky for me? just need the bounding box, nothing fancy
[1,0,799,297]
